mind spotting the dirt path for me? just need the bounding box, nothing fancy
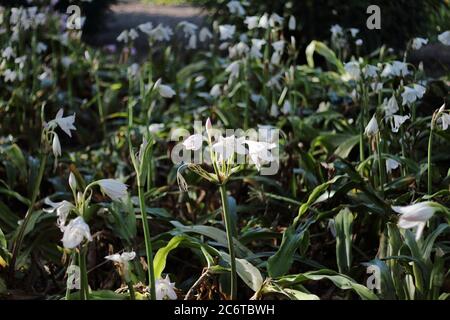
[85,2,206,47]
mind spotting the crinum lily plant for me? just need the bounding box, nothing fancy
[45,174,128,300]
[177,118,278,299]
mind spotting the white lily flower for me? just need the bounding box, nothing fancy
[149,123,164,133]
[269,13,283,27]
[69,172,77,192]
[364,115,379,136]
[344,61,361,80]
[281,100,292,115]
[62,216,93,249]
[105,251,136,264]
[243,140,276,171]
[138,22,153,35]
[227,1,245,16]
[349,28,359,37]
[199,27,213,42]
[288,15,296,30]
[244,16,259,30]
[355,39,363,46]
[381,61,409,78]
[438,31,450,46]
[3,69,17,82]
[2,46,15,60]
[36,42,47,54]
[116,30,128,43]
[61,56,73,69]
[386,158,400,174]
[149,24,173,42]
[212,135,237,161]
[219,24,236,40]
[390,115,410,133]
[209,84,222,97]
[383,95,399,116]
[438,112,450,130]
[225,60,240,81]
[97,179,128,201]
[128,28,139,40]
[52,133,61,158]
[270,103,279,117]
[182,134,203,150]
[401,84,426,106]
[44,198,75,231]
[50,109,76,137]
[330,24,343,37]
[258,13,269,29]
[363,64,378,78]
[155,80,176,98]
[393,202,439,240]
[155,275,177,300]
[411,37,428,50]
[250,39,266,59]
[178,21,198,37]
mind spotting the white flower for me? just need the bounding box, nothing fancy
[67,173,77,194]
[138,22,153,35]
[105,251,136,264]
[390,114,410,133]
[155,79,176,98]
[97,179,128,201]
[229,42,249,58]
[281,100,291,115]
[438,112,450,130]
[401,84,426,106]
[393,202,439,240]
[182,134,203,150]
[128,28,139,41]
[52,133,62,158]
[269,13,283,27]
[411,37,428,50]
[44,198,75,231]
[2,46,15,60]
[61,56,73,68]
[150,24,173,42]
[149,123,164,133]
[209,84,222,97]
[355,39,363,46]
[381,61,409,78]
[225,60,240,81]
[155,275,177,300]
[227,1,245,16]
[219,24,235,40]
[250,39,266,58]
[383,95,399,116]
[178,21,198,37]
[349,28,359,38]
[258,13,269,29]
[438,31,450,46]
[363,64,378,78]
[116,30,128,43]
[50,109,76,137]
[330,24,343,37]
[199,27,213,42]
[364,115,379,136]
[270,103,279,117]
[62,217,93,249]
[272,40,285,53]
[212,135,237,161]
[244,16,259,30]
[127,63,140,78]
[386,158,400,174]
[243,140,276,171]
[288,15,296,30]
[4,69,17,82]
[344,61,361,80]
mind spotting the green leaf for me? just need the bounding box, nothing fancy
[153,235,184,279]
[305,40,345,74]
[220,252,263,292]
[334,208,354,274]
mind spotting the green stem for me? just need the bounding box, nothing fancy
[127,281,136,300]
[95,73,106,137]
[78,248,89,300]
[376,134,385,196]
[138,185,156,300]
[427,128,433,195]
[9,153,47,279]
[219,184,237,300]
